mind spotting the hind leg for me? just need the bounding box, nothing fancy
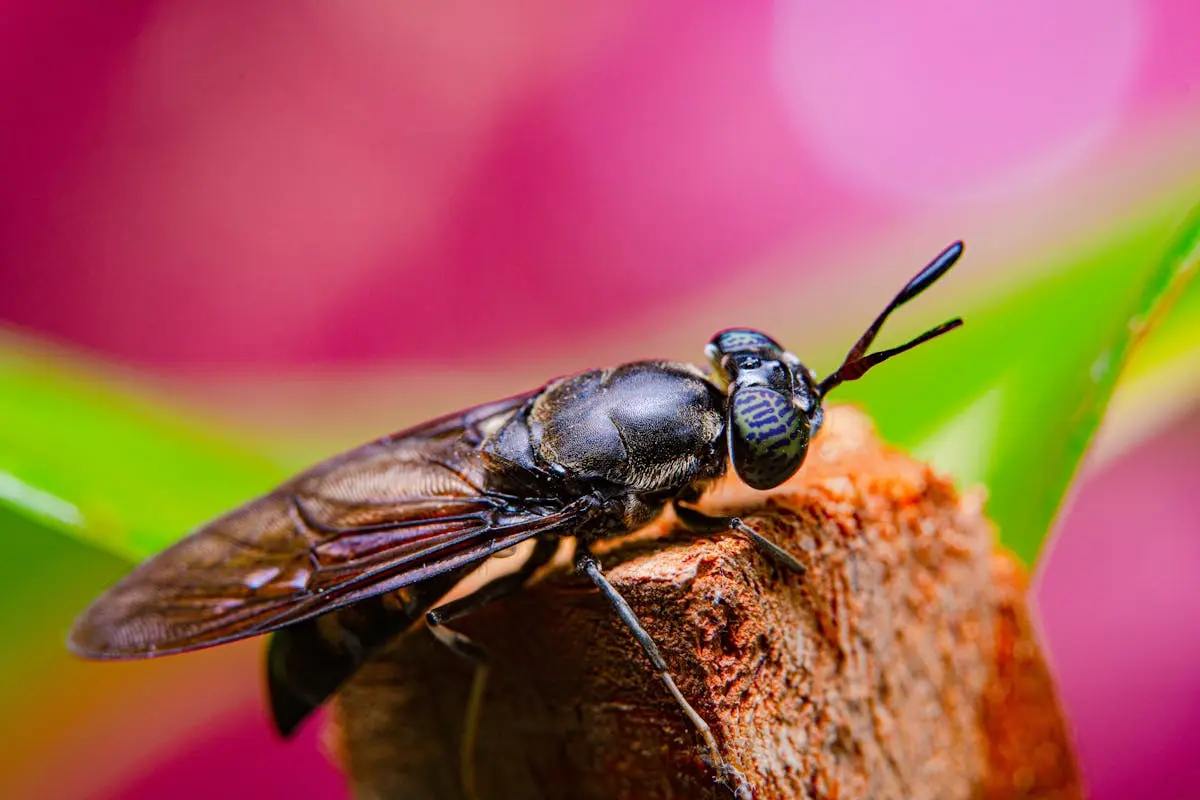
[425,537,560,800]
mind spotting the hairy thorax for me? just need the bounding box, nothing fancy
[530,361,726,493]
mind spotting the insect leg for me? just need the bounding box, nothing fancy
[266,565,473,737]
[576,547,752,800]
[673,501,806,575]
[424,536,559,800]
[426,623,489,800]
[426,536,560,626]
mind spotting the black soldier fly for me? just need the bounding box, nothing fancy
[69,241,965,799]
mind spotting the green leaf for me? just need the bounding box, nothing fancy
[837,202,1200,564]
[1092,240,1200,464]
[0,338,287,561]
[0,503,128,693]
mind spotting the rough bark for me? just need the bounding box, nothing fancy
[328,406,1081,800]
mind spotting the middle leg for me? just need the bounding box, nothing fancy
[576,544,752,800]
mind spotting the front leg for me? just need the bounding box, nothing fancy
[576,545,752,800]
[673,501,806,575]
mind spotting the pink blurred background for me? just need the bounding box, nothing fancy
[1,1,1197,798]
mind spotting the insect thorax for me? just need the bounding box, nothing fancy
[483,361,727,500]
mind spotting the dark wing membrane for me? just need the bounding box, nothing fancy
[68,392,575,659]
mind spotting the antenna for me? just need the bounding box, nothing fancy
[817,241,965,397]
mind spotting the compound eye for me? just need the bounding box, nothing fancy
[727,386,811,490]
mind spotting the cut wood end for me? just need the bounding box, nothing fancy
[327,406,1082,800]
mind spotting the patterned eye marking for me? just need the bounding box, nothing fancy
[714,329,779,354]
[728,386,810,490]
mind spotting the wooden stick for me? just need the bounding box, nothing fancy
[328,407,1081,800]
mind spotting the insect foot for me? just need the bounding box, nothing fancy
[329,407,1081,800]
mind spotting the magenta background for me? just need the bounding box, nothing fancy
[1,2,1197,798]
[3,0,1197,368]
